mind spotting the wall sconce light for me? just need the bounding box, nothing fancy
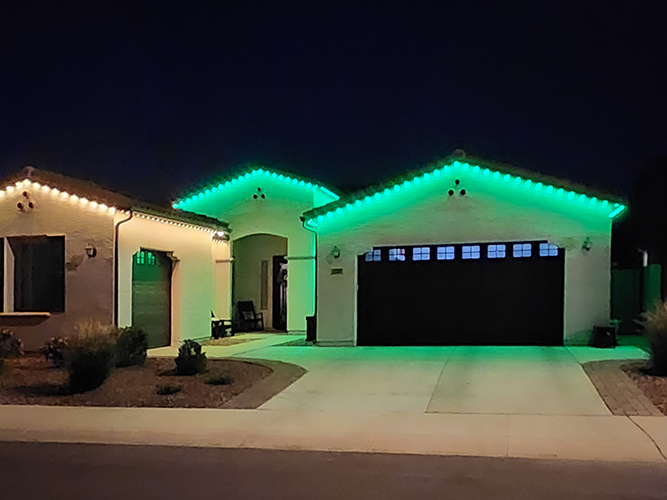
[332,246,341,259]
[85,243,97,258]
[582,237,592,252]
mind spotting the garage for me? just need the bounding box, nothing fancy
[357,241,565,346]
[132,250,172,349]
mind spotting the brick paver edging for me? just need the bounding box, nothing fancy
[582,360,663,416]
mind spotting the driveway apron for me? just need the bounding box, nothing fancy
[229,345,638,415]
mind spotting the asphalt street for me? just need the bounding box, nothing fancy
[1,442,666,499]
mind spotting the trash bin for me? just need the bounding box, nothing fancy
[590,325,616,348]
[306,315,316,342]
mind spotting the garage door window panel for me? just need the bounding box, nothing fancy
[437,246,455,261]
[462,245,480,260]
[388,248,406,261]
[513,243,532,258]
[412,247,431,261]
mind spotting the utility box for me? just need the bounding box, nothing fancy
[591,326,616,348]
[306,315,316,342]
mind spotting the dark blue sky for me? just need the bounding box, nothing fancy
[1,2,666,204]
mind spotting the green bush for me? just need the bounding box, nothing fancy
[639,301,667,376]
[66,320,118,393]
[0,329,23,359]
[156,384,181,396]
[40,337,69,368]
[175,340,207,376]
[114,327,148,367]
[206,374,233,386]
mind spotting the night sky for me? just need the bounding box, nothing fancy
[2,2,667,205]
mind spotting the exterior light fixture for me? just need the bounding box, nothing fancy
[332,246,341,259]
[582,238,592,252]
[85,243,97,258]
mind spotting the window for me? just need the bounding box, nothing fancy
[513,243,532,258]
[134,250,156,265]
[461,245,481,260]
[412,247,431,261]
[539,243,559,257]
[10,236,65,313]
[388,248,406,261]
[365,249,381,262]
[437,246,455,260]
[487,244,506,259]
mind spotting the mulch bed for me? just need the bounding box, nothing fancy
[621,362,667,415]
[0,354,272,408]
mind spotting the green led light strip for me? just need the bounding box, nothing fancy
[173,168,340,209]
[303,160,626,229]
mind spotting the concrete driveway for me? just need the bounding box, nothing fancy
[226,344,648,415]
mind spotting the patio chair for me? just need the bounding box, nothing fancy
[236,301,264,331]
[211,311,233,339]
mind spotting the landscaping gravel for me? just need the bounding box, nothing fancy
[622,363,667,415]
[0,354,272,408]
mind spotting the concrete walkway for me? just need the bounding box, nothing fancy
[1,339,665,463]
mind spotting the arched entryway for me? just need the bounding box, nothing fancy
[232,233,288,331]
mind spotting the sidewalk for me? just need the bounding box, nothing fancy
[0,405,666,463]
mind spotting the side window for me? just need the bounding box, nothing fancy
[10,236,65,313]
[437,246,455,260]
[412,247,431,261]
[487,244,506,259]
[539,243,559,257]
[388,248,406,261]
[461,245,480,260]
[513,243,532,258]
[365,249,381,262]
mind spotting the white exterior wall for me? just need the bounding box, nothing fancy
[117,214,229,344]
[182,175,333,332]
[0,185,115,350]
[314,174,612,346]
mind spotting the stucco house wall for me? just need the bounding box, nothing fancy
[0,182,116,349]
[312,170,613,346]
[179,171,336,332]
[117,214,227,344]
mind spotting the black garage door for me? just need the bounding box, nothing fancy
[132,250,172,349]
[357,241,564,346]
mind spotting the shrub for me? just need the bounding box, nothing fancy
[206,374,233,386]
[156,384,181,396]
[639,301,667,376]
[114,327,148,367]
[0,329,23,359]
[175,340,207,376]
[66,320,118,393]
[40,337,69,368]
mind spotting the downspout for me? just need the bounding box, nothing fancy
[113,210,134,326]
[300,216,318,340]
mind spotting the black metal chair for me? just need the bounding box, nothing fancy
[236,301,264,331]
[211,311,233,339]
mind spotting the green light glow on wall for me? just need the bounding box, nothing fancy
[302,159,627,230]
[173,168,340,209]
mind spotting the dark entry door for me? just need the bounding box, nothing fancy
[132,250,172,348]
[272,256,288,330]
[357,242,565,346]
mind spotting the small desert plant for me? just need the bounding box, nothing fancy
[206,374,233,386]
[156,384,182,396]
[175,339,207,376]
[40,337,69,368]
[639,301,667,376]
[66,319,118,393]
[0,329,23,359]
[114,327,148,367]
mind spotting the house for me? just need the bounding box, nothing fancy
[0,167,229,350]
[176,152,627,347]
[1,151,628,350]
